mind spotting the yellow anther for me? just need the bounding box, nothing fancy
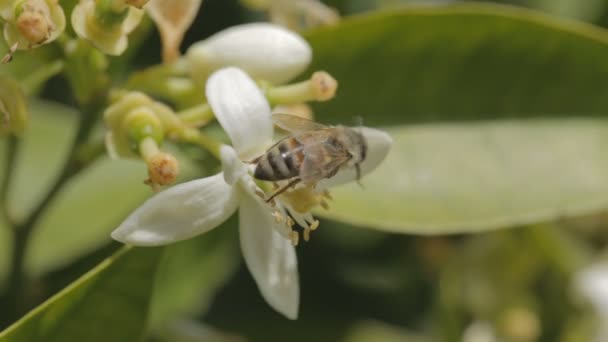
[286,216,295,227]
[255,188,266,200]
[290,230,299,246]
[310,220,320,231]
[303,227,311,242]
[272,211,284,223]
[322,190,333,200]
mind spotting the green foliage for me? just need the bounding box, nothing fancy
[306,4,608,125]
[0,246,161,342]
[324,119,608,233]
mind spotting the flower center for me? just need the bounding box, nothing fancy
[269,183,332,246]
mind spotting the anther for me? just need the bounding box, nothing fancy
[303,227,311,242]
[310,220,320,231]
[272,211,284,224]
[286,216,295,227]
[290,231,299,246]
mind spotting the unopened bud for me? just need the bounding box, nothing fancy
[186,23,311,84]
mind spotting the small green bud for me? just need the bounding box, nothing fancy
[123,108,163,153]
[0,75,28,136]
[103,91,183,159]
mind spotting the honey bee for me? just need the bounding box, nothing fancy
[252,114,367,202]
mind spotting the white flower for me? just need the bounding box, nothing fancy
[186,23,311,85]
[111,67,392,319]
[575,260,608,341]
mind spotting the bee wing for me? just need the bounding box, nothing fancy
[298,135,351,184]
[272,113,328,133]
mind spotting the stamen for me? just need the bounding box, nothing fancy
[303,227,311,242]
[290,230,299,246]
[322,190,333,200]
[310,220,320,231]
[255,188,266,200]
[272,211,284,224]
[286,216,295,227]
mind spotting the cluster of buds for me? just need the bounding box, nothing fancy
[104,91,183,189]
[0,0,65,49]
[0,75,28,136]
[71,0,145,55]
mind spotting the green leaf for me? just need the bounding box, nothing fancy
[305,4,608,125]
[321,119,608,233]
[0,246,162,342]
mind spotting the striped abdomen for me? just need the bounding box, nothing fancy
[254,137,305,181]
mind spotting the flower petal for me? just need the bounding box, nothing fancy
[576,261,608,316]
[239,193,299,319]
[187,23,311,84]
[206,67,273,159]
[220,144,247,185]
[318,126,393,188]
[111,173,238,246]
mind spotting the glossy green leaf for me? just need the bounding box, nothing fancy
[305,4,608,125]
[0,246,162,341]
[321,119,608,233]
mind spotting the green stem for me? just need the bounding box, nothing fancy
[178,127,222,160]
[1,135,18,227]
[177,103,214,127]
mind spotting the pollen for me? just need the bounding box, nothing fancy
[280,185,331,214]
[290,230,299,246]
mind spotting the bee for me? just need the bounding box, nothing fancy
[252,114,367,203]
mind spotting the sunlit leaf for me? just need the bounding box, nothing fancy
[322,119,608,233]
[306,4,608,125]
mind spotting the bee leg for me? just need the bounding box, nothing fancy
[355,163,364,188]
[266,178,301,203]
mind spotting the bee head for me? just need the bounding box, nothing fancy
[342,127,367,164]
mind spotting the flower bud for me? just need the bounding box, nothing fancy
[104,91,181,158]
[71,0,143,55]
[186,23,311,84]
[1,0,66,49]
[0,75,28,135]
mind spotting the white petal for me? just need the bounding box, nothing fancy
[206,67,273,159]
[318,127,393,188]
[238,193,299,319]
[576,261,608,316]
[111,173,238,246]
[187,23,311,84]
[220,144,246,185]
